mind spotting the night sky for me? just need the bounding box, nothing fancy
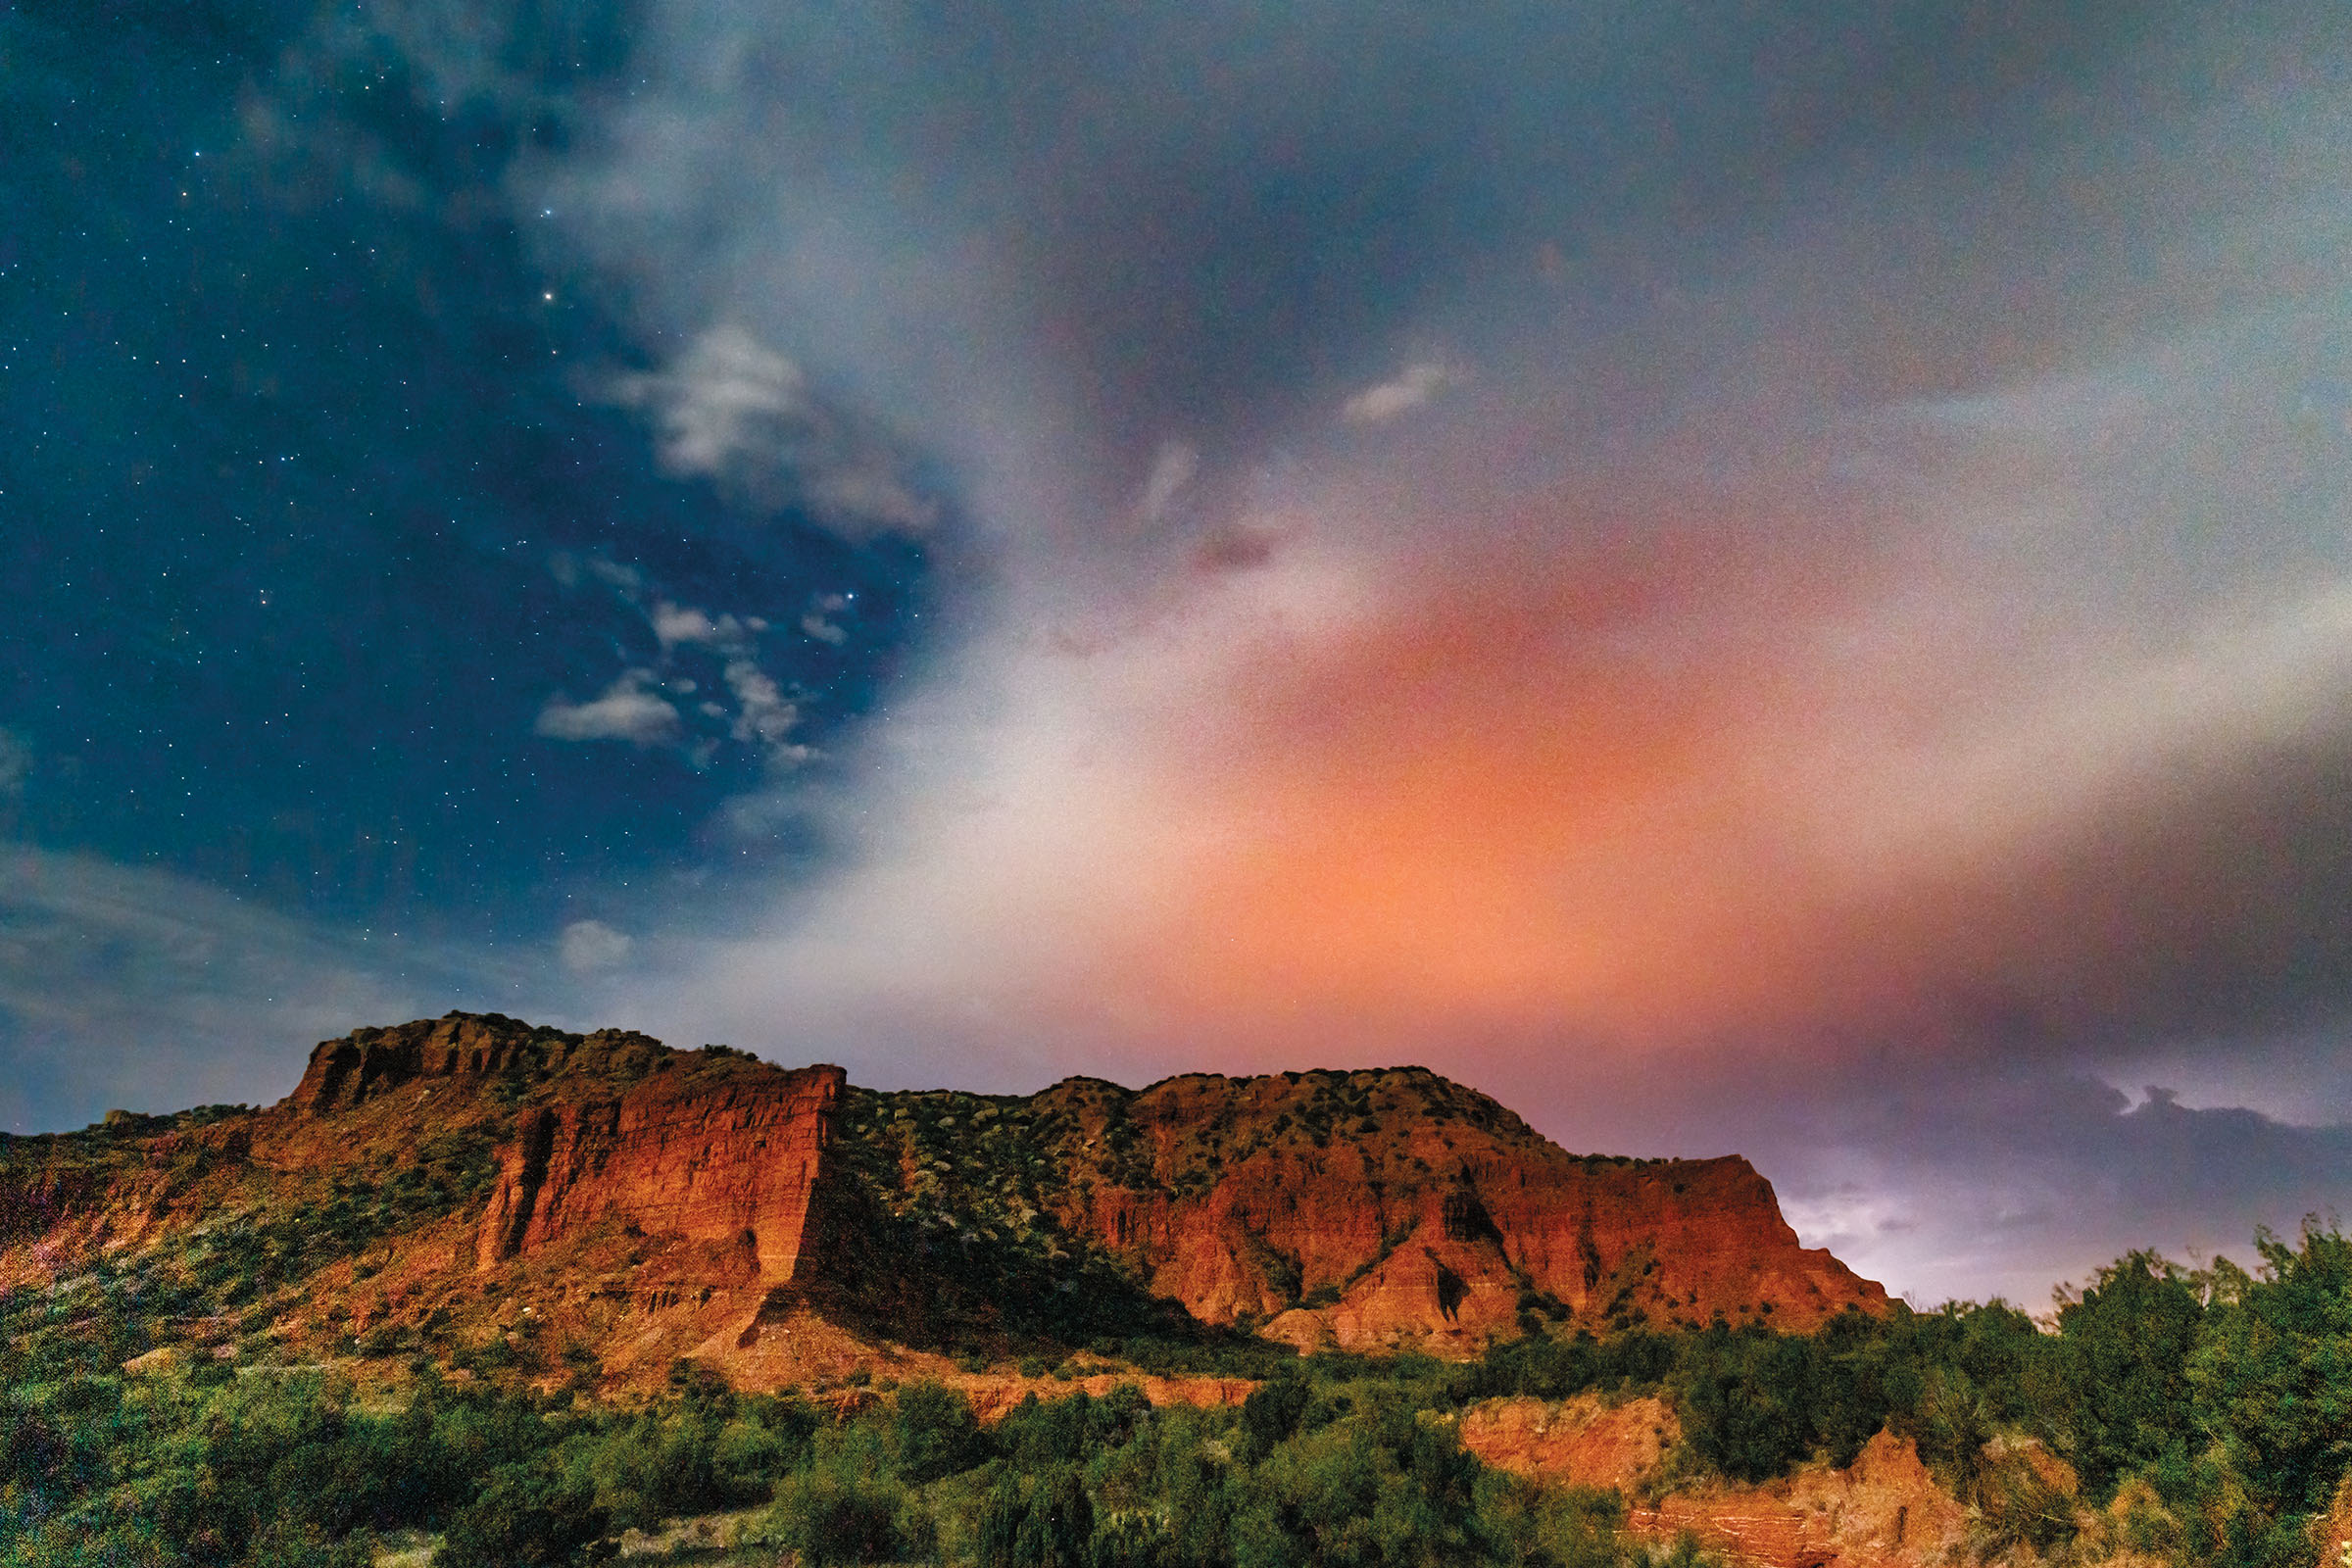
[9,0,2352,1306]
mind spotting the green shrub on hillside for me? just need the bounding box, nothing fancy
[434,1459,613,1568]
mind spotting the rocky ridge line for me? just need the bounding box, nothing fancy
[0,1012,1886,1392]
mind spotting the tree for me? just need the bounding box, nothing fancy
[1239,1373,1310,1464]
[978,1467,1094,1568]
[2054,1251,2204,1498]
[2190,1223,2352,1568]
[764,1466,907,1566]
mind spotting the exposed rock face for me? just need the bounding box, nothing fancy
[1025,1068,1885,1351]
[1459,1394,1678,1492]
[471,1062,843,1283]
[1629,1431,1971,1568]
[0,1165,104,1248]
[1459,1398,1970,1568]
[951,1372,1255,1425]
[287,1013,671,1114]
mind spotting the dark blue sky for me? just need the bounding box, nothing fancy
[3,0,928,938]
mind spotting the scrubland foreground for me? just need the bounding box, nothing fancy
[0,1014,2347,1568]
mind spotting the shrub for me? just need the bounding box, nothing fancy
[435,1459,613,1568]
[895,1377,989,1484]
[2188,1222,2352,1568]
[765,1468,909,1566]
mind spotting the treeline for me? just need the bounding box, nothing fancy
[4,1222,2348,1568]
[0,1357,1653,1568]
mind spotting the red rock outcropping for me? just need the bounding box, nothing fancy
[286,1013,586,1113]
[1459,1393,1678,1491]
[1459,1397,1971,1568]
[471,1062,843,1283]
[1029,1068,1885,1352]
[282,1025,1886,1360]
[284,1014,843,1285]
[1626,1432,1972,1568]
[0,1013,1886,1387]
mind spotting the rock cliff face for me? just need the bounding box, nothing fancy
[1014,1067,1884,1351]
[286,1013,563,1113]
[470,1062,842,1282]
[0,1013,1885,1389]
[1458,1396,1972,1568]
[1627,1431,1973,1568]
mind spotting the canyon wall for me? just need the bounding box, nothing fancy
[1033,1067,1885,1352]
[6,1014,1884,1381]
[469,1063,844,1284]
[271,1020,1888,1355]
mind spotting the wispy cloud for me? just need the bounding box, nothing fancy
[1754,1064,2352,1308]
[1342,363,1457,425]
[653,600,763,653]
[604,325,937,540]
[534,669,683,746]
[537,572,816,769]
[623,323,808,485]
[1135,440,1200,526]
[0,847,538,1131]
[722,659,808,766]
[560,918,633,974]
[0,728,28,797]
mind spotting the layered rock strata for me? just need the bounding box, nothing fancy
[470,1063,843,1282]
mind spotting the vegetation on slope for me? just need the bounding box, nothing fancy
[5,1218,2351,1568]
[810,1086,1250,1362]
[0,1344,1650,1568]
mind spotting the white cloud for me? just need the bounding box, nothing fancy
[652,599,755,652]
[807,465,940,537]
[625,323,808,481]
[534,669,682,745]
[584,556,645,594]
[605,325,937,539]
[557,555,834,768]
[560,918,633,974]
[723,659,808,764]
[1342,363,1456,425]
[651,601,722,646]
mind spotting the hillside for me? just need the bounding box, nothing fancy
[0,1012,1884,1393]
